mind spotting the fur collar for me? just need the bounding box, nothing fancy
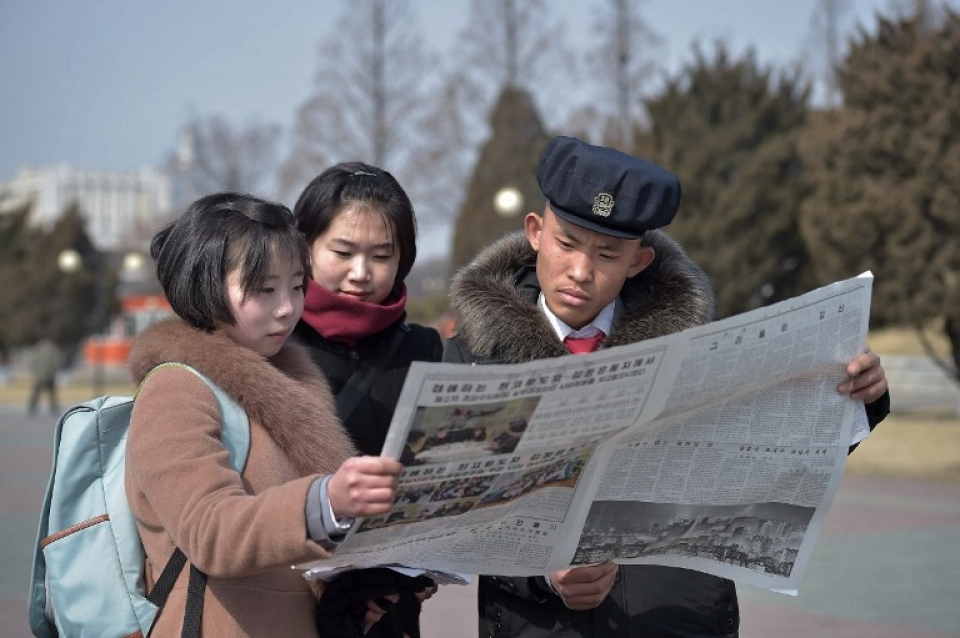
[128,318,356,476]
[449,230,715,362]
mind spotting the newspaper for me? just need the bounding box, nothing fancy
[301,273,874,592]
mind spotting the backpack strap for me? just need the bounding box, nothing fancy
[336,323,408,423]
[137,362,249,638]
[143,550,207,638]
[145,546,186,607]
[139,362,250,472]
[182,566,207,637]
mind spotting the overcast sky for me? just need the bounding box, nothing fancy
[0,0,940,183]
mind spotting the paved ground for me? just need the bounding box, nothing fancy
[3,398,959,637]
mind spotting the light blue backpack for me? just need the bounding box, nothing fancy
[28,363,249,638]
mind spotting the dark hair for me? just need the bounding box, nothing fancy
[150,192,309,331]
[293,161,418,287]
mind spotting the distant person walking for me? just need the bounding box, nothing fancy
[28,338,61,416]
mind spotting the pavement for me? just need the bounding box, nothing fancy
[2,377,959,637]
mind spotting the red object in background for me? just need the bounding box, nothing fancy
[83,293,173,366]
[84,339,132,365]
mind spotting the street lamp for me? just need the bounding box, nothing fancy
[57,249,82,274]
[58,248,108,396]
[493,186,524,217]
[120,252,146,282]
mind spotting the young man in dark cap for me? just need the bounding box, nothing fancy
[443,136,890,638]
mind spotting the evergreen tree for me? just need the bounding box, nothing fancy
[0,201,37,361]
[799,7,960,377]
[449,88,553,273]
[25,203,104,354]
[638,45,813,318]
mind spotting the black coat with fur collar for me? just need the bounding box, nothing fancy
[445,230,714,363]
[444,230,739,638]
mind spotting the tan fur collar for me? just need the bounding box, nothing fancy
[128,318,356,476]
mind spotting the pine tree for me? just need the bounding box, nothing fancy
[638,45,813,318]
[449,88,553,273]
[799,7,960,377]
[24,203,104,354]
[0,201,37,361]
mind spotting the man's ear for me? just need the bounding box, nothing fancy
[628,246,656,277]
[524,212,543,252]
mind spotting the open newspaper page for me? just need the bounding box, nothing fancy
[302,334,681,578]
[572,273,874,591]
[300,273,874,593]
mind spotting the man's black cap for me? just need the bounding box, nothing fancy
[536,136,681,239]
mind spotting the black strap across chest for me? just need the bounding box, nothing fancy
[335,324,408,422]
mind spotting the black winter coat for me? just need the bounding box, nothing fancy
[445,230,738,638]
[443,230,889,638]
[291,316,443,638]
[291,317,443,455]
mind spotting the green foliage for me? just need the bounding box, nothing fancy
[405,293,450,327]
[0,201,107,359]
[0,201,38,360]
[637,45,814,318]
[450,87,553,273]
[28,203,108,348]
[799,8,960,373]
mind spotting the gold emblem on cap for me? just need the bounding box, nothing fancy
[593,192,614,217]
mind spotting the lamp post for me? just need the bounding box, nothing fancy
[493,186,524,217]
[56,248,82,275]
[121,252,145,277]
[58,248,108,396]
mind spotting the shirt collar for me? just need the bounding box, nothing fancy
[538,293,615,341]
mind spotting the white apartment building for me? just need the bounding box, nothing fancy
[0,164,173,251]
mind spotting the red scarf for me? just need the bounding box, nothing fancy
[301,279,407,347]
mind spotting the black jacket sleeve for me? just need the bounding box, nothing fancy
[848,389,891,455]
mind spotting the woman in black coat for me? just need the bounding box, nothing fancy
[291,161,443,638]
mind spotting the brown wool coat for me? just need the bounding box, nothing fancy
[125,318,357,637]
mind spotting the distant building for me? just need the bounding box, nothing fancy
[0,164,172,250]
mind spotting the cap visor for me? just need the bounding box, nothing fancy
[549,205,645,239]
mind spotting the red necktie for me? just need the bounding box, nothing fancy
[563,331,605,354]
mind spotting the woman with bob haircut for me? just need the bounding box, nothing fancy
[125,192,403,637]
[291,162,444,637]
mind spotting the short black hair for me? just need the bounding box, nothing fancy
[293,161,418,288]
[150,192,309,331]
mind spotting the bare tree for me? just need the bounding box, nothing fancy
[458,0,562,89]
[279,0,440,211]
[172,114,281,198]
[583,0,662,148]
[561,103,609,146]
[807,0,852,106]
[405,0,576,234]
[401,80,476,225]
[441,0,574,144]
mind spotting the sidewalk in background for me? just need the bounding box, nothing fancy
[0,370,135,410]
[883,354,960,416]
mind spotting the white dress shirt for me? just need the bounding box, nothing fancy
[538,293,615,342]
